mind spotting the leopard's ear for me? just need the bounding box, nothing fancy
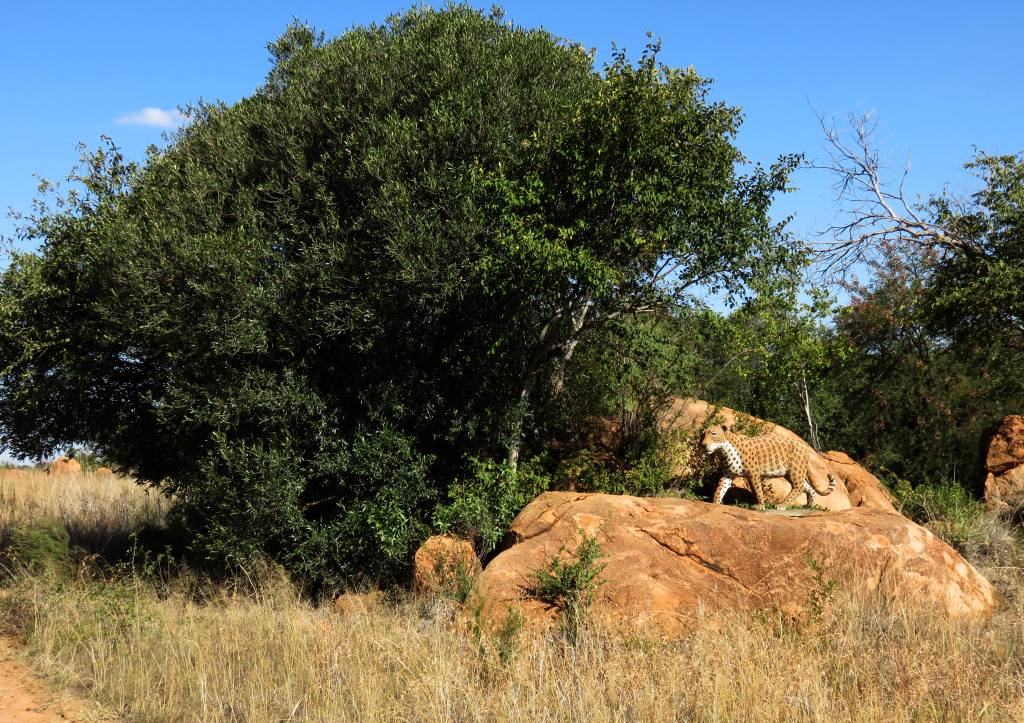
[720,421,732,432]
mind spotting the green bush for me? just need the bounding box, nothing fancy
[434,457,549,555]
[178,421,435,587]
[524,528,606,642]
[3,519,74,576]
[892,479,986,553]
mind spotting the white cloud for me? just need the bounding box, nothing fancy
[116,107,186,128]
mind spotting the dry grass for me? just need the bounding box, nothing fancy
[0,468,167,558]
[2,471,1024,722]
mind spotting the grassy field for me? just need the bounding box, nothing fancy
[1,469,1024,721]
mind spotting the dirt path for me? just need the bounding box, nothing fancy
[0,638,91,722]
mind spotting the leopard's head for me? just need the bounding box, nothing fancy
[701,424,730,453]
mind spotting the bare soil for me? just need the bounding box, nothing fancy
[0,638,90,722]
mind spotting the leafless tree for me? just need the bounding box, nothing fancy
[813,112,985,277]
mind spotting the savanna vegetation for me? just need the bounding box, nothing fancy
[0,467,1021,721]
[0,5,1023,718]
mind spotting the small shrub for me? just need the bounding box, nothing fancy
[523,528,606,643]
[494,607,525,665]
[804,552,837,621]
[892,479,986,553]
[429,554,477,604]
[434,457,549,555]
[2,518,74,576]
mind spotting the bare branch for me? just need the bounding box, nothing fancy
[811,111,988,278]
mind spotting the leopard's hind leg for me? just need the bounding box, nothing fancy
[779,459,809,509]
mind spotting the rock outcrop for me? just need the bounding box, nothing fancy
[821,451,898,512]
[413,535,481,595]
[981,416,1024,511]
[94,466,114,476]
[476,492,997,638]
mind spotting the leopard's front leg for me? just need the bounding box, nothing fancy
[713,476,733,504]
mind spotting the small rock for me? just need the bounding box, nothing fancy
[334,590,383,615]
[981,416,1024,510]
[413,535,480,595]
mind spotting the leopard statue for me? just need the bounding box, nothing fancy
[701,423,836,509]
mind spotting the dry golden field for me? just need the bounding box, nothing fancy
[2,469,1024,722]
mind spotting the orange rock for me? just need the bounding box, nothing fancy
[477,492,998,639]
[983,416,1024,473]
[657,398,892,511]
[822,451,898,513]
[47,456,81,475]
[981,416,1024,510]
[94,466,114,475]
[412,535,481,595]
[334,590,383,615]
[582,397,895,513]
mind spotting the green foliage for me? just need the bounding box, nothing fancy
[524,528,606,642]
[176,421,435,586]
[892,478,987,554]
[493,607,526,665]
[67,447,107,473]
[3,518,73,576]
[434,457,549,555]
[804,552,837,622]
[0,7,797,585]
[697,277,842,448]
[816,243,1024,488]
[556,428,679,497]
[927,152,1024,349]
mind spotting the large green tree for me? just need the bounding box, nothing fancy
[816,243,1024,488]
[0,7,798,583]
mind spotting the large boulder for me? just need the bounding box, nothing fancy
[821,451,898,512]
[477,492,997,638]
[981,416,1024,511]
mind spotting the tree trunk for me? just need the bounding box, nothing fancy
[800,369,822,453]
[550,300,591,397]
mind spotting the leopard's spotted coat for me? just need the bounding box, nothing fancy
[701,424,836,509]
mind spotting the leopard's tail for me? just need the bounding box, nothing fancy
[807,473,837,497]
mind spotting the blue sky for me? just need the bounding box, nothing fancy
[2,0,1022,257]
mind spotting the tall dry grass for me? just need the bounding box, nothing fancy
[0,468,167,558]
[1,470,1024,721]
[6,574,1024,722]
